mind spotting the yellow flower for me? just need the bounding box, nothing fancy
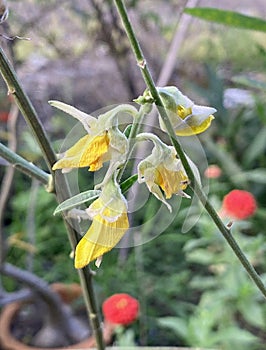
[158,86,216,136]
[137,133,190,212]
[74,178,129,268]
[50,101,137,173]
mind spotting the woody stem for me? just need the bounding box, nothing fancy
[0,48,105,349]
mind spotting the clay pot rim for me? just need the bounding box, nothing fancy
[0,283,114,350]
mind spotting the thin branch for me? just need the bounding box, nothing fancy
[118,0,199,262]
[0,142,51,186]
[114,0,266,299]
[0,46,105,349]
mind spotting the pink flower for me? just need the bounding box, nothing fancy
[102,293,139,325]
[204,165,222,179]
[221,190,257,220]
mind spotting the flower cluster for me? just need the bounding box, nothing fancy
[51,87,216,268]
[102,293,139,325]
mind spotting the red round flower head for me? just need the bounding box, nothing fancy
[222,189,257,220]
[102,293,139,325]
[204,165,222,179]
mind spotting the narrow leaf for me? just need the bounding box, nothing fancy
[234,169,266,184]
[123,124,133,138]
[54,190,101,215]
[232,76,266,91]
[120,174,138,194]
[185,8,266,33]
[54,175,137,215]
[245,127,266,166]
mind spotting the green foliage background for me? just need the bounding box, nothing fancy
[1,2,266,349]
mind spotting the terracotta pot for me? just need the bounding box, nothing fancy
[0,283,115,350]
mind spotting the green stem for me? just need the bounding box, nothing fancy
[0,142,51,187]
[117,103,151,182]
[0,49,105,348]
[114,0,266,299]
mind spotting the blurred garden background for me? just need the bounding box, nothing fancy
[1,0,266,349]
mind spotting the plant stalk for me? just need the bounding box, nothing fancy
[117,103,151,182]
[0,142,51,186]
[114,0,266,299]
[0,48,105,348]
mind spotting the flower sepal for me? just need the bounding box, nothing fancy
[133,88,154,105]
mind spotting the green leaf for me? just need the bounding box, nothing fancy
[234,169,266,184]
[120,174,138,194]
[244,127,266,166]
[232,76,266,91]
[53,190,101,215]
[123,124,133,138]
[157,317,188,340]
[186,248,215,265]
[211,326,258,344]
[54,175,137,215]
[240,301,265,328]
[185,8,266,33]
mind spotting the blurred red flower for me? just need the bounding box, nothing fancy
[102,293,139,325]
[204,164,222,179]
[0,111,9,122]
[222,189,257,220]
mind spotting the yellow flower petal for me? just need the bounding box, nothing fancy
[74,212,129,268]
[52,132,110,171]
[155,165,188,199]
[175,115,215,136]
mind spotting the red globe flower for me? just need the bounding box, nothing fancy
[204,165,222,179]
[102,293,139,325]
[222,189,257,220]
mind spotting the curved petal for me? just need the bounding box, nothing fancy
[52,133,110,172]
[155,165,188,199]
[175,114,215,136]
[74,212,129,268]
